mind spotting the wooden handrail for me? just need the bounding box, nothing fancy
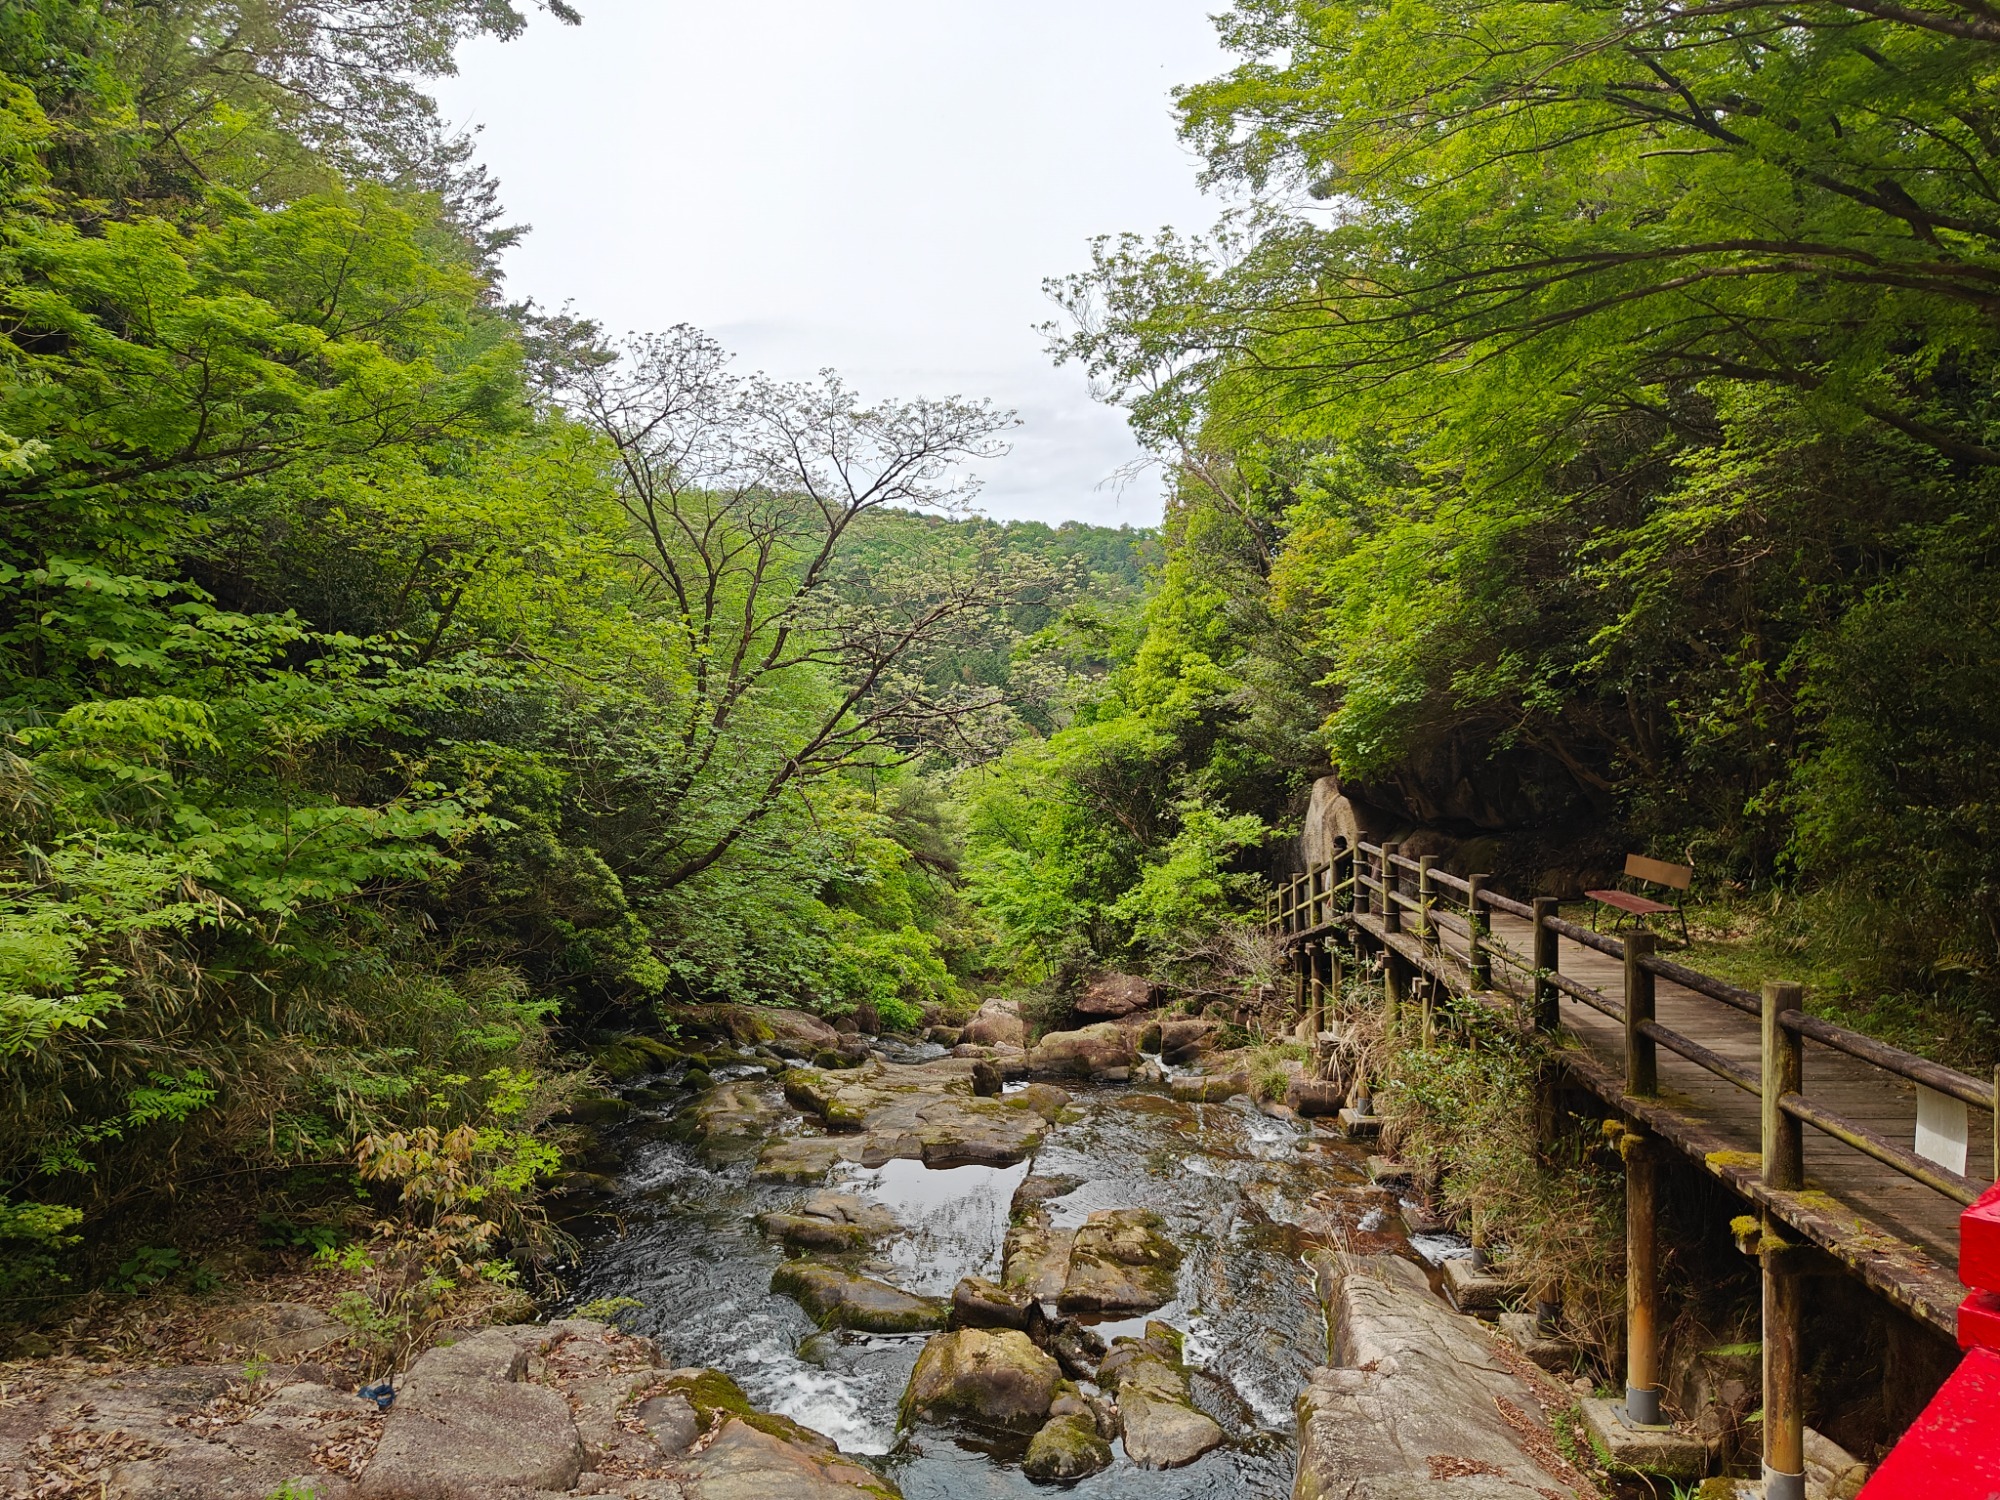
[1780,1091,1984,1206]
[1638,1019,1760,1095]
[1783,1010,1996,1111]
[1478,888,1535,920]
[1545,913,1624,959]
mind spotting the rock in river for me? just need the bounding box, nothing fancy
[1058,1208,1181,1315]
[960,996,1027,1048]
[1028,1022,1137,1079]
[900,1327,1064,1435]
[771,1262,949,1333]
[757,1190,899,1252]
[1022,1412,1115,1480]
[1096,1323,1225,1471]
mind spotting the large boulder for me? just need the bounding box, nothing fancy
[900,1328,1064,1435]
[1097,1324,1224,1471]
[1294,1254,1589,1499]
[1058,1209,1181,1315]
[1028,1023,1137,1079]
[771,1262,949,1333]
[359,1324,587,1498]
[770,1058,1054,1171]
[960,998,1026,1048]
[1073,972,1156,1021]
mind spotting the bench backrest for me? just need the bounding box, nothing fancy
[1625,852,1693,891]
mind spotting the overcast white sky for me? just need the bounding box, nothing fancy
[430,2,1231,527]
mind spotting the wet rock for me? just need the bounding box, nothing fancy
[1002,1215,1077,1302]
[1073,972,1157,1021]
[949,1276,1044,1333]
[1169,1071,1250,1104]
[1023,1412,1115,1480]
[970,1059,1003,1097]
[684,1083,779,1165]
[1059,1208,1181,1315]
[1097,1324,1225,1471]
[1136,1020,1163,1053]
[1157,1019,1218,1065]
[900,1328,1063,1435]
[1045,1318,1108,1383]
[594,1034,682,1082]
[1051,1386,1118,1440]
[1010,1173,1081,1216]
[961,998,1027,1049]
[924,1025,962,1046]
[771,1262,949,1333]
[753,1136,861,1181]
[776,1058,1051,1169]
[758,1191,898,1254]
[555,1089,634,1126]
[1028,1022,1137,1079]
[1294,1253,1584,1499]
[359,1325,586,1498]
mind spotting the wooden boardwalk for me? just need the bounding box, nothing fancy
[1339,907,1992,1336]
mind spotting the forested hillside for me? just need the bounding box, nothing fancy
[0,0,1154,1303]
[1020,0,2000,1062]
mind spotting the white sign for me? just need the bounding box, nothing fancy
[1915,1084,1969,1177]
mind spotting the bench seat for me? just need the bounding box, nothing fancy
[1586,889,1676,917]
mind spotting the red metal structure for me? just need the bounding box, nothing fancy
[1858,1185,2000,1498]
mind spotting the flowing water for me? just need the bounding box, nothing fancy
[562,1045,1433,1497]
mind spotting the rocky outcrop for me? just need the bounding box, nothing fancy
[359,1323,591,1498]
[1058,1209,1181,1315]
[1294,1254,1588,1500]
[1073,972,1156,1021]
[0,1319,901,1500]
[770,1262,949,1333]
[1002,1216,1078,1302]
[899,1328,1063,1436]
[1096,1322,1224,1470]
[959,998,1026,1049]
[757,1059,1064,1178]
[1027,1022,1137,1079]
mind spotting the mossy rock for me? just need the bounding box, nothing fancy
[557,1090,632,1125]
[1022,1412,1113,1480]
[771,1261,948,1333]
[682,1067,713,1091]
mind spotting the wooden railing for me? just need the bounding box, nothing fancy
[1268,839,2000,1209]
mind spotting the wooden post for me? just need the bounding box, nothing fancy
[1624,929,1657,1097]
[1337,838,1353,919]
[1992,1063,1997,1185]
[1294,942,1308,1023]
[1384,951,1405,1042]
[1762,981,1804,1191]
[1417,855,1435,941]
[1762,1223,1806,1500]
[1307,940,1325,1040]
[1624,1129,1663,1426]
[1380,842,1402,932]
[1532,897,1559,1033]
[1466,873,1491,990]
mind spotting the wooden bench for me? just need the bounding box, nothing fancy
[1586,853,1693,944]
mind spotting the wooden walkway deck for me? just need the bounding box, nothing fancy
[1331,908,1992,1337]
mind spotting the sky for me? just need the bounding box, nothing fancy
[429,2,1232,527]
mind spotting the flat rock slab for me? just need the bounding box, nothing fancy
[1057,1209,1181,1315]
[773,1060,1061,1171]
[1097,1329,1224,1470]
[1293,1254,1590,1500]
[681,1417,899,1499]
